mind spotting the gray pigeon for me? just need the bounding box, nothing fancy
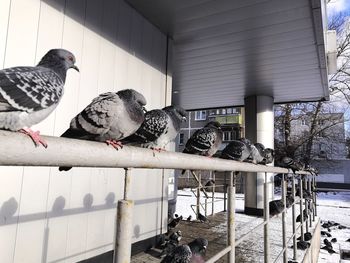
[0,49,79,147]
[59,89,146,171]
[188,238,208,257]
[161,244,192,263]
[181,121,222,174]
[221,138,252,161]
[248,143,265,164]
[280,156,305,174]
[122,105,187,150]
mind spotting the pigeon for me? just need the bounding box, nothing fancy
[246,143,265,164]
[220,138,252,161]
[188,238,208,257]
[292,241,310,250]
[58,89,146,171]
[197,212,209,223]
[168,215,182,228]
[331,238,337,243]
[262,147,275,164]
[280,157,305,174]
[321,246,337,254]
[121,106,187,150]
[296,187,312,200]
[181,121,222,174]
[296,208,309,222]
[269,199,284,217]
[187,215,192,221]
[286,195,294,208]
[161,244,192,263]
[0,49,79,147]
[169,230,182,244]
[346,238,350,242]
[297,232,312,241]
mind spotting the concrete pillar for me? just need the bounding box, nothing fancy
[244,95,274,216]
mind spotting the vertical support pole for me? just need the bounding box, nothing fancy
[281,174,287,263]
[212,171,215,215]
[304,178,309,234]
[308,178,312,226]
[227,171,235,263]
[196,172,201,219]
[113,169,134,263]
[264,172,270,263]
[313,174,317,216]
[291,174,297,261]
[299,177,304,241]
[205,198,208,217]
[312,175,316,220]
[224,172,227,212]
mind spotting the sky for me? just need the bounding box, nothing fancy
[327,0,350,16]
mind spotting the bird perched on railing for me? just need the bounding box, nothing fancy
[188,237,208,258]
[161,244,192,263]
[280,157,305,174]
[121,106,187,151]
[181,121,222,174]
[296,187,312,200]
[269,195,294,217]
[220,138,252,161]
[296,207,311,222]
[58,89,147,171]
[205,179,215,188]
[304,165,319,176]
[250,143,275,165]
[0,49,79,147]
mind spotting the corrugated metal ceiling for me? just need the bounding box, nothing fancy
[127,0,329,110]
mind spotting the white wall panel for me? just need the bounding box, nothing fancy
[0,0,169,262]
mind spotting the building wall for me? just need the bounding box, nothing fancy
[0,0,170,262]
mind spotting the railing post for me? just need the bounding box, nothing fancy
[224,172,227,212]
[212,171,215,215]
[281,174,287,263]
[304,178,309,234]
[227,171,235,263]
[312,174,316,220]
[264,172,270,263]
[291,174,297,261]
[313,174,317,217]
[113,168,134,263]
[299,177,304,242]
[308,177,312,226]
[196,172,201,219]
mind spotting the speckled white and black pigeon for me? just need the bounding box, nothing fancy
[181,121,222,174]
[161,244,192,263]
[121,105,187,150]
[0,49,79,147]
[58,89,146,171]
[221,138,252,161]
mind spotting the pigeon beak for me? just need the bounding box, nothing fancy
[71,65,79,72]
[142,107,147,113]
[182,116,187,121]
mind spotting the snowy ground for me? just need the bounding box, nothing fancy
[176,188,350,262]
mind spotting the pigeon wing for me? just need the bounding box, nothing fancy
[65,92,120,139]
[122,109,168,144]
[184,127,217,155]
[0,66,64,112]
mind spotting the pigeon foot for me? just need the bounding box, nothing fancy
[106,139,123,150]
[19,128,48,148]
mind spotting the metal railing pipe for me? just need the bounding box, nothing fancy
[227,172,235,263]
[308,178,312,226]
[197,172,201,219]
[264,172,270,263]
[206,246,231,263]
[0,131,309,174]
[291,174,297,260]
[304,178,309,234]
[212,171,215,215]
[299,178,304,242]
[281,174,287,263]
[313,175,317,216]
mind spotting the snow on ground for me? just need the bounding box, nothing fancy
[176,188,350,262]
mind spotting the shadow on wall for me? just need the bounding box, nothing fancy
[0,193,163,226]
[42,0,168,74]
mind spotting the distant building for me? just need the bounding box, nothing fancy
[176,107,244,153]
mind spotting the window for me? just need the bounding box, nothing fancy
[301,119,307,125]
[223,131,232,141]
[216,109,220,115]
[318,120,324,125]
[227,108,233,114]
[222,109,226,115]
[179,133,185,145]
[195,110,207,120]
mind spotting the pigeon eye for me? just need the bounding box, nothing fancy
[67,56,74,62]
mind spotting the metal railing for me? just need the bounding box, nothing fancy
[0,130,317,263]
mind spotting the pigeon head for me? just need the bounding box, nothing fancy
[239,137,252,146]
[205,121,221,130]
[118,89,147,122]
[37,49,79,81]
[195,238,208,249]
[263,148,274,164]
